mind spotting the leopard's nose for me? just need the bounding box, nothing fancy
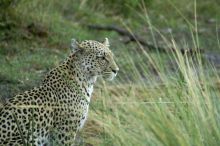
[112,68,119,74]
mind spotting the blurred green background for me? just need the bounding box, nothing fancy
[0,0,220,146]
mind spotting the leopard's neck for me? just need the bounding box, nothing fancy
[42,55,97,102]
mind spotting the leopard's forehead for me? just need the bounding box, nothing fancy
[80,40,110,52]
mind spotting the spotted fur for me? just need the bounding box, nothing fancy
[0,38,119,146]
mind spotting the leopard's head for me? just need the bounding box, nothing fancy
[70,38,119,80]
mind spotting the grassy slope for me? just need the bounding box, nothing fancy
[0,0,220,145]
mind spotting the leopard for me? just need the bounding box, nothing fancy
[0,38,119,146]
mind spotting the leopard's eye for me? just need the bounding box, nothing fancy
[96,56,105,60]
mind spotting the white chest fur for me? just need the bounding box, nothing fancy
[86,76,97,101]
[78,76,97,129]
[86,85,93,102]
[79,85,93,129]
[79,104,89,129]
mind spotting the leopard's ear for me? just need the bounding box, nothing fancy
[70,39,81,53]
[103,38,110,47]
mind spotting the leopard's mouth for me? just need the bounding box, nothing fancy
[102,71,117,81]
